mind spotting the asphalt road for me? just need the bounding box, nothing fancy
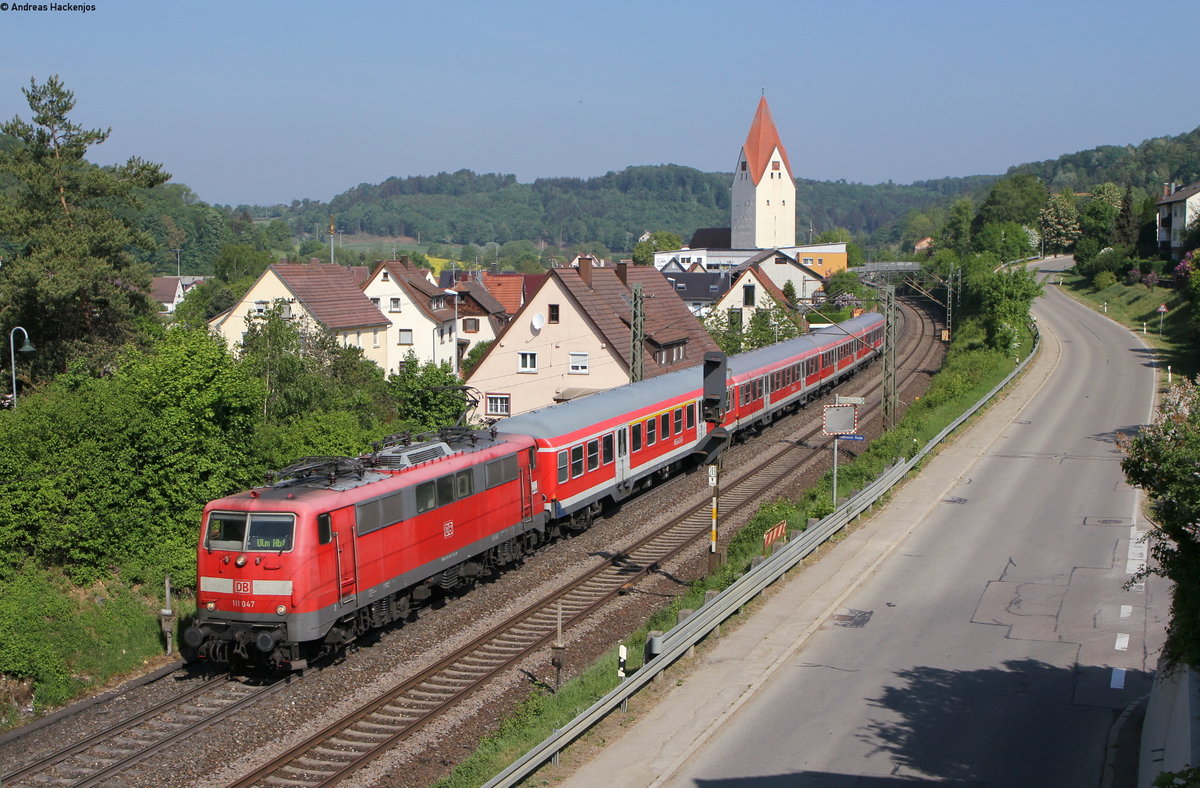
[561,258,1168,787]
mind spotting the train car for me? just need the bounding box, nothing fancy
[184,312,885,669]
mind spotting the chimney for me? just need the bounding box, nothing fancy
[579,254,593,288]
[1164,183,1171,198]
[616,260,628,286]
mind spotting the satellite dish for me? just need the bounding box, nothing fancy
[531,313,546,331]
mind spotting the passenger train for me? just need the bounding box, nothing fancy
[183,313,885,668]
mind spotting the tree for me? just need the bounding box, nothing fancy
[388,351,467,429]
[939,198,975,257]
[0,76,169,376]
[703,308,743,355]
[972,173,1047,232]
[214,243,273,284]
[814,227,865,265]
[781,280,798,306]
[976,268,1042,352]
[1120,378,1200,666]
[974,221,1033,261]
[823,269,866,301]
[632,231,683,265]
[1038,192,1080,254]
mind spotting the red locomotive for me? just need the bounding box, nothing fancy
[183,313,884,669]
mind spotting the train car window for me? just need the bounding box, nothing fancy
[631,424,642,452]
[602,434,614,464]
[382,493,403,526]
[587,440,599,471]
[673,408,683,434]
[557,450,569,483]
[456,469,474,499]
[686,403,695,429]
[318,513,332,545]
[206,512,246,550]
[660,413,670,438]
[571,445,585,478]
[646,417,656,445]
[356,499,383,535]
[436,475,455,506]
[247,513,294,552]
[416,481,437,513]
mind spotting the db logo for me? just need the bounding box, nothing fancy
[234,580,251,594]
[443,521,454,539]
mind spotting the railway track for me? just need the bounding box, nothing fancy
[1,673,288,788]
[228,300,941,788]
[0,301,939,788]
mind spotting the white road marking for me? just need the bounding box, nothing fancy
[1120,605,1133,619]
[1115,633,1130,652]
[1111,668,1126,689]
[1126,526,1147,575]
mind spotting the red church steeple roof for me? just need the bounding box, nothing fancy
[741,96,792,186]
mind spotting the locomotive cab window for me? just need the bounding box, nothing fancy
[206,511,294,552]
[318,513,332,545]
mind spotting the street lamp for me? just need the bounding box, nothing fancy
[9,326,34,409]
[443,289,459,376]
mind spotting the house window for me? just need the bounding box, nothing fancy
[803,258,814,266]
[519,352,538,373]
[743,285,756,306]
[463,317,480,333]
[486,394,510,416]
[254,300,267,315]
[548,304,560,324]
[372,330,379,348]
[382,271,390,281]
[818,258,824,266]
[389,298,402,312]
[397,329,413,345]
[740,161,747,171]
[569,353,589,374]
[370,297,380,307]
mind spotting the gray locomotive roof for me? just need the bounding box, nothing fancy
[495,313,883,441]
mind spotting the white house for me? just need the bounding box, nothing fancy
[361,259,457,374]
[1157,182,1200,260]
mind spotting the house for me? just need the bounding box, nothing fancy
[448,279,508,356]
[1157,182,1200,260]
[659,270,734,316]
[361,259,457,373]
[208,264,389,370]
[466,258,720,420]
[151,275,206,313]
[710,264,799,332]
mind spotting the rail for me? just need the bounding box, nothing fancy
[483,321,1040,788]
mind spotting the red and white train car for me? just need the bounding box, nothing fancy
[184,313,884,669]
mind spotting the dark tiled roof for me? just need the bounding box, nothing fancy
[151,277,180,304]
[455,280,506,316]
[660,271,733,302]
[272,264,389,329]
[690,227,732,249]
[1158,182,1200,205]
[376,261,455,323]
[554,265,720,378]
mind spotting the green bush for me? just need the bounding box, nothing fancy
[1093,271,1117,290]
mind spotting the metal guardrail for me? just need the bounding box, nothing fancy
[483,323,1041,788]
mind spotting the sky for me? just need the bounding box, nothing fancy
[1,0,1196,207]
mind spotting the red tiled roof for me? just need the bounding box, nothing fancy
[553,264,720,379]
[481,273,527,315]
[742,96,792,186]
[271,264,388,329]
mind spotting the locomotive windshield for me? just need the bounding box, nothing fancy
[206,512,295,552]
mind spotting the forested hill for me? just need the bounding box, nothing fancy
[265,165,1000,251]
[1008,126,1200,194]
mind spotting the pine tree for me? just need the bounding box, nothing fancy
[0,76,169,376]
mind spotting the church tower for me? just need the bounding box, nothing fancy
[731,96,796,249]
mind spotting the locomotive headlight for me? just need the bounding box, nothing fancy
[235,555,247,567]
[276,604,287,616]
[206,601,216,611]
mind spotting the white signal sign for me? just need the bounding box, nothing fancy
[823,403,858,436]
